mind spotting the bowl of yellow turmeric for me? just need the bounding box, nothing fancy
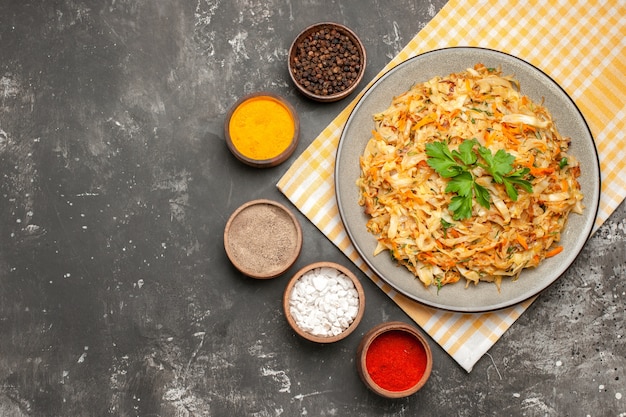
[224,92,300,168]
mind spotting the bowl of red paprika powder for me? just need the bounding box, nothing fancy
[356,321,433,398]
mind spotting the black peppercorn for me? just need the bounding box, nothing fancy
[291,25,363,99]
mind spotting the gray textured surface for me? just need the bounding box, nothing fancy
[0,1,624,416]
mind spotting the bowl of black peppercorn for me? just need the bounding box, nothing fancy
[288,22,366,102]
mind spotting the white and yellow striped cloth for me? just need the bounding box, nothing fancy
[277,0,625,372]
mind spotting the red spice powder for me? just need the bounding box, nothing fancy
[365,330,427,392]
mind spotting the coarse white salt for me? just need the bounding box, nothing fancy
[289,267,359,337]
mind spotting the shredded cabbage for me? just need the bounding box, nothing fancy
[357,64,584,289]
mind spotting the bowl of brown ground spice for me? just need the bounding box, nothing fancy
[288,22,366,102]
[224,199,303,279]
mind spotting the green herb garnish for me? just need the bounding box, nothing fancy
[426,139,533,220]
[434,275,444,294]
[440,218,454,238]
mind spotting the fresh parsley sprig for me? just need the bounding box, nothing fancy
[426,139,533,220]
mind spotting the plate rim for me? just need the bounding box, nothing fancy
[335,46,601,312]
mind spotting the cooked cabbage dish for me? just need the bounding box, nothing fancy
[357,64,584,289]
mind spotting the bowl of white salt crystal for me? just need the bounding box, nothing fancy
[283,261,365,343]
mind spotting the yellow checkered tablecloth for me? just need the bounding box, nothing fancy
[277,0,625,372]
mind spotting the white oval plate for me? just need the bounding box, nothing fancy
[335,47,601,312]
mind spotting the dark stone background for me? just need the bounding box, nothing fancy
[0,1,624,416]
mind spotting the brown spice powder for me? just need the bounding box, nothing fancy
[227,203,299,276]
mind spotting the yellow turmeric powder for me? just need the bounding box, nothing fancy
[228,96,295,160]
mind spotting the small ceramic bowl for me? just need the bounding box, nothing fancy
[283,261,365,343]
[224,199,302,279]
[288,22,366,102]
[224,92,299,168]
[356,321,433,398]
